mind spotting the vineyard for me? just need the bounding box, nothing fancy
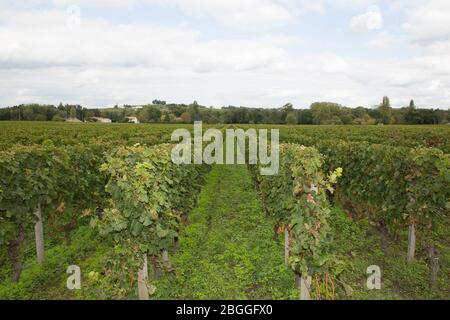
[0,121,449,300]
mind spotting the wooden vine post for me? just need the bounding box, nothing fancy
[162,249,171,269]
[407,221,416,264]
[194,194,199,207]
[34,203,45,264]
[284,227,289,268]
[8,227,25,282]
[426,245,439,290]
[295,274,312,300]
[137,255,149,300]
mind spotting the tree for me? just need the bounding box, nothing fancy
[265,109,283,124]
[377,96,393,124]
[189,103,201,122]
[180,112,192,124]
[310,102,342,124]
[322,116,343,125]
[286,112,297,125]
[282,103,294,112]
[152,99,166,105]
[138,105,162,123]
[381,96,391,108]
[52,114,65,121]
[207,112,220,124]
[353,113,375,125]
[352,106,368,118]
[339,113,353,125]
[163,113,171,122]
[0,101,449,125]
[297,109,313,124]
[249,109,264,124]
[69,106,77,119]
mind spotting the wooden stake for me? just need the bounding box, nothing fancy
[407,222,416,264]
[8,227,25,282]
[137,255,149,300]
[34,204,45,264]
[426,245,439,290]
[295,274,312,300]
[162,249,172,268]
[284,227,289,268]
[194,194,199,207]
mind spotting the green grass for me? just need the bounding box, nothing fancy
[152,164,297,299]
[0,225,108,299]
[329,206,449,300]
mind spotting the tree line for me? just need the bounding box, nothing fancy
[0,98,448,125]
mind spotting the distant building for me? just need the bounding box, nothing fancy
[66,117,82,123]
[126,116,140,124]
[123,105,144,109]
[87,117,112,123]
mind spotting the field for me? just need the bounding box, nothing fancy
[0,122,449,300]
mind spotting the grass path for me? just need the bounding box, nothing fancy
[153,164,296,299]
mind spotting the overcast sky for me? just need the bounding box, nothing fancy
[0,0,449,109]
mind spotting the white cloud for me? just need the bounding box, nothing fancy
[47,0,385,29]
[329,0,380,9]
[388,73,415,87]
[428,80,443,91]
[0,11,289,73]
[349,5,383,32]
[171,0,293,29]
[0,19,198,69]
[0,1,449,109]
[50,0,296,29]
[404,0,450,44]
[365,32,402,49]
[322,56,349,73]
[321,88,358,102]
